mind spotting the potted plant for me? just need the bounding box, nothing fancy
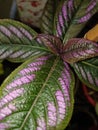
[0,0,98,130]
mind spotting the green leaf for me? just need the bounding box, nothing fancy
[41,0,60,34]
[0,19,50,62]
[55,0,98,43]
[95,102,98,115]
[72,57,98,91]
[0,43,50,63]
[0,63,4,75]
[61,38,98,63]
[0,56,75,130]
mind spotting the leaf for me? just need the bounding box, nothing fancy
[0,55,75,130]
[0,63,4,75]
[84,24,98,42]
[0,19,50,62]
[36,34,63,55]
[0,19,37,44]
[55,0,98,43]
[71,23,98,91]
[61,38,98,63]
[41,0,60,35]
[95,102,98,115]
[72,57,98,91]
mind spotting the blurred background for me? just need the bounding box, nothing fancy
[0,0,17,19]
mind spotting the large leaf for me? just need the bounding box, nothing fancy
[55,0,98,43]
[0,19,50,62]
[0,55,75,130]
[72,57,98,91]
[61,38,98,63]
[41,0,61,34]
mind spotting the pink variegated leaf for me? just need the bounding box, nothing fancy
[0,19,37,44]
[61,38,98,63]
[72,57,98,91]
[0,19,51,62]
[0,56,75,130]
[55,0,98,42]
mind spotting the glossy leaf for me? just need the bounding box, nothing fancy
[0,56,75,130]
[55,0,98,42]
[72,57,98,91]
[0,19,50,62]
[41,0,60,34]
[61,38,98,63]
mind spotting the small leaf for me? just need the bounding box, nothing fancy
[0,56,75,130]
[36,34,63,55]
[41,0,60,34]
[61,38,98,63]
[72,57,98,91]
[55,0,98,42]
[0,19,50,62]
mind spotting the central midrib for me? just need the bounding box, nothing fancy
[19,57,59,130]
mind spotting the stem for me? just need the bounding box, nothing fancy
[82,84,96,107]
